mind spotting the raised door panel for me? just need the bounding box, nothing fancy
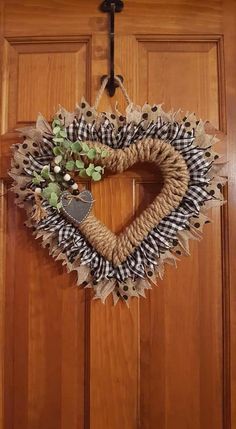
[89,168,163,429]
[136,37,226,429]
[0,1,234,429]
[1,37,91,132]
[137,37,224,128]
[2,36,92,429]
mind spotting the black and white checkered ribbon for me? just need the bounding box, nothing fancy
[24,112,217,282]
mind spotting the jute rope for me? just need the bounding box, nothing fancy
[94,75,132,110]
[78,138,190,266]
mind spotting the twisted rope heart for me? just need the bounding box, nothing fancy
[76,138,189,266]
[10,97,225,303]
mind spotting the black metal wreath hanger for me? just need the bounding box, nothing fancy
[100,0,124,97]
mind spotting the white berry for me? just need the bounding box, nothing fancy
[54,165,61,173]
[63,174,71,181]
[35,187,42,194]
[71,183,78,190]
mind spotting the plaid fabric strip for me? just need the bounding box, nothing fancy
[24,155,49,175]
[99,119,115,146]
[31,113,216,282]
[41,137,54,156]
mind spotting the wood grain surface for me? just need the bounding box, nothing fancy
[0,1,235,428]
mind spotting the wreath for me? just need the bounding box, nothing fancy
[10,77,225,303]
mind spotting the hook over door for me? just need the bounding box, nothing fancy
[100,0,124,97]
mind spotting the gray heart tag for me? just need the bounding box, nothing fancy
[60,190,94,226]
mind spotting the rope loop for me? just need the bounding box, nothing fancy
[94,75,132,110]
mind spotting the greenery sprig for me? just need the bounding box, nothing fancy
[31,117,108,209]
[51,118,108,181]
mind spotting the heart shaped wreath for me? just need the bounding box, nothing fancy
[10,77,225,303]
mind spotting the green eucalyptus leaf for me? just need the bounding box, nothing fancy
[57,201,62,210]
[85,163,95,176]
[85,167,92,177]
[52,119,61,126]
[33,171,44,183]
[41,165,50,179]
[42,187,51,199]
[94,166,103,172]
[55,155,62,164]
[79,169,88,178]
[62,139,70,149]
[59,130,67,138]
[87,148,96,160]
[32,177,43,185]
[53,137,64,143]
[75,159,84,169]
[53,146,63,156]
[92,171,102,181]
[66,160,75,171]
[81,142,89,153]
[42,183,61,203]
[71,141,82,153]
[49,192,58,207]
[47,182,61,195]
[53,126,61,135]
[42,165,50,171]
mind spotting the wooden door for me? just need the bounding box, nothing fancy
[0,1,235,428]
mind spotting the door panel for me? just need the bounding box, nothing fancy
[4,193,87,429]
[136,35,224,428]
[0,1,235,429]
[2,37,90,130]
[137,38,220,125]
